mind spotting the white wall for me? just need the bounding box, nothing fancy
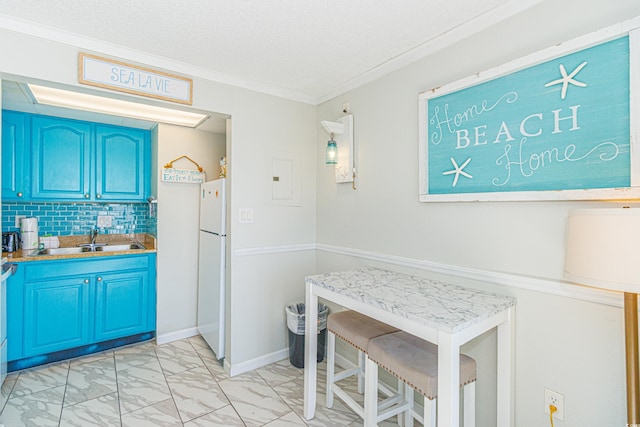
[222,89,317,371]
[0,27,317,373]
[316,2,640,426]
[154,124,225,338]
[4,2,640,424]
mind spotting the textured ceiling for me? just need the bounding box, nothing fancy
[0,0,536,103]
[1,0,640,110]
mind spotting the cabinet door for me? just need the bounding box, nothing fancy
[31,115,92,200]
[94,270,150,342]
[2,110,29,200]
[95,125,150,201]
[23,277,91,357]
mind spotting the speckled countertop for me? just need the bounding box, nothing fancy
[306,267,517,334]
[2,233,156,262]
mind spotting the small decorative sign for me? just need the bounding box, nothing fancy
[419,32,640,202]
[79,53,193,105]
[161,168,205,184]
[161,155,205,184]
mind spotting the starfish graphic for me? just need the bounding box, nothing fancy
[442,157,473,187]
[544,61,588,99]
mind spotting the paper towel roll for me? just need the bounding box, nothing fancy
[20,217,39,251]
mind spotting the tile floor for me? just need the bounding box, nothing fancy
[0,335,405,426]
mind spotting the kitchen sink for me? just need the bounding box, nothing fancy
[33,242,146,256]
[37,247,92,255]
[95,243,146,252]
[78,243,108,250]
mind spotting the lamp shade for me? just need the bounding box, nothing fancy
[325,140,338,165]
[565,208,640,293]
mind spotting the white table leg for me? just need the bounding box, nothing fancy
[437,332,460,427]
[364,356,379,427]
[303,281,318,420]
[326,331,336,408]
[497,306,514,427]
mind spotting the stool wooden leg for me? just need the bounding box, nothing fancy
[326,331,336,408]
[403,382,414,427]
[464,382,476,427]
[364,357,378,427]
[358,350,366,394]
[424,397,436,427]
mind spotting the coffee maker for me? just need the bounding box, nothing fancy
[2,232,20,252]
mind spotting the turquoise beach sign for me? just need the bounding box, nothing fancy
[419,34,638,201]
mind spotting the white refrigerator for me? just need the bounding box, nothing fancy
[197,178,226,360]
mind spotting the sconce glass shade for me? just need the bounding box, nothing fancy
[325,140,338,165]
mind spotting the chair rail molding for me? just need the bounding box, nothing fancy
[315,243,623,308]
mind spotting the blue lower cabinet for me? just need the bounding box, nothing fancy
[23,277,92,357]
[94,270,149,342]
[7,254,156,369]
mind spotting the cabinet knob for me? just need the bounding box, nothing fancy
[96,194,102,199]
[84,193,90,199]
[97,277,103,282]
[17,192,23,198]
[84,279,90,284]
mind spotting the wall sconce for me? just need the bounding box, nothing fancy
[325,137,338,165]
[321,114,355,189]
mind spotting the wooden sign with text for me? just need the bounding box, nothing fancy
[79,53,193,105]
[161,168,205,184]
[419,31,640,201]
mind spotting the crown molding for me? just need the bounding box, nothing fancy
[0,14,318,105]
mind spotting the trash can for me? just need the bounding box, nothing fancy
[285,302,329,368]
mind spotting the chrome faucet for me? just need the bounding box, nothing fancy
[90,228,98,245]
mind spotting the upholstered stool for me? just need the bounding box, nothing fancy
[365,331,477,427]
[326,310,405,420]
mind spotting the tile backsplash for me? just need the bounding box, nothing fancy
[2,201,154,237]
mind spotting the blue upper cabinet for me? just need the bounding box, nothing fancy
[96,125,150,201]
[31,115,92,200]
[1,110,29,201]
[2,111,151,203]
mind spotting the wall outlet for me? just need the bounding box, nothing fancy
[15,215,25,228]
[97,215,113,228]
[544,388,564,421]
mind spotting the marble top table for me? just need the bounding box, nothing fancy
[303,267,517,427]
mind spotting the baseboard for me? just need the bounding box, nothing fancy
[8,332,154,373]
[227,348,290,377]
[156,327,200,345]
[227,347,355,378]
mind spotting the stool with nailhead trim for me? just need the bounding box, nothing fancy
[365,331,477,426]
[327,310,411,422]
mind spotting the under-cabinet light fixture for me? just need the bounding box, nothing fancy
[28,84,208,128]
[320,114,355,189]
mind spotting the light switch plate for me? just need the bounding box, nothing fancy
[239,208,254,224]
